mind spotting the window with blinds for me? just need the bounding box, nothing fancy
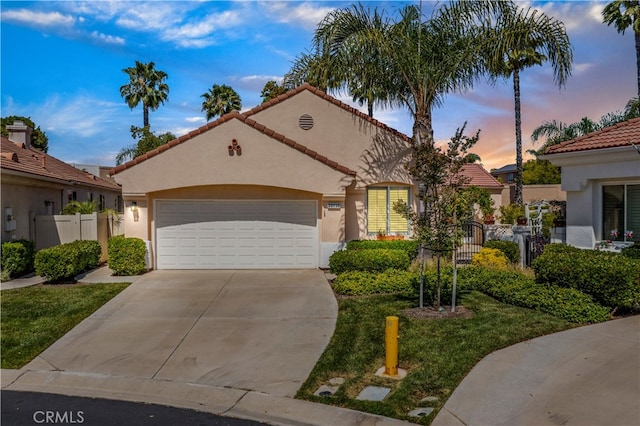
[603,184,639,242]
[366,187,410,234]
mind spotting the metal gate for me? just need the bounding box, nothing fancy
[457,221,485,264]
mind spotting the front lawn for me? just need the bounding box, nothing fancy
[296,291,575,424]
[1,283,130,369]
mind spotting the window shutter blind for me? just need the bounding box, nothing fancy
[388,188,409,233]
[367,188,387,234]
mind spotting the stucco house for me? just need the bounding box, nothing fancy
[111,84,499,270]
[544,117,640,249]
[1,121,122,243]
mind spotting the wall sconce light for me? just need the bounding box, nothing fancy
[228,139,242,156]
[130,201,138,212]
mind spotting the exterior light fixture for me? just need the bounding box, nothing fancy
[130,201,138,212]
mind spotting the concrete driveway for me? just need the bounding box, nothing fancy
[25,270,338,398]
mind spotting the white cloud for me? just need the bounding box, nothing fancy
[1,9,75,27]
[90,30,125,45]
[185,116,205,124]
[260,1,335,29]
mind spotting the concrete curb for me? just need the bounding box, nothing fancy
[1,369,412,426]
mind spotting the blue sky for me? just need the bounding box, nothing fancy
[1,1,635,170]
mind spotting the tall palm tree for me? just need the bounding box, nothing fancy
[484,6,573,204]
[119,61,169,128]
[603,0,640,96]
[310,2,510,144]
[201,84,241,121]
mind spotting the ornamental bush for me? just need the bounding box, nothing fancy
[34,240,101,282]
[458,266,610,323]
[345,240,419,259]
[532,244,640,312]
[329,249,410,274]
[1,239,35,279]
[332,269,418,297]
[107,236,147,276]
[621,244,640,259]
[471,247,508,269]
[483,240,520,264]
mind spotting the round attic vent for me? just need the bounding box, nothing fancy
[299,114,314,130]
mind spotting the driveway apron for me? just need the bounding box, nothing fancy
[25,270,338,398]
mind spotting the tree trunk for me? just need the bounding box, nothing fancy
[143,104,150,128]
[635,29,640,97]
[412,109,434,146]
[513,67,523,205]
[368,100,374,118]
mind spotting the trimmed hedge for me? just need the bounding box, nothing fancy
[1,239,35,279]
[345,239,419,259]
[107,236,147,276]
[483,240,520,264]
[329,249,410,274]
[621,244,640,259]
[458,266,610,323]
[332,269,418,297]
[532,244,640,311]
[35,240,101,282]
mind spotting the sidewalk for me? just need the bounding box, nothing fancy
[432,315,640,426]
[1,265,142,291]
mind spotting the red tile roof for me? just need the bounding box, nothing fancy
[544,117,640,154]
[110,84,411,177]
[460,163,504,188]
[1,137,120,191]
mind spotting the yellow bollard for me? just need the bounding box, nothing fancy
[384,316,399,376]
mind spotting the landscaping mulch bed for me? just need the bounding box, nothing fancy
[401,305,475,319]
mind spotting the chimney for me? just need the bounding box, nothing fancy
[6,121,32,148]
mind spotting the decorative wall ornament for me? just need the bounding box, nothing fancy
[228,139,242,156]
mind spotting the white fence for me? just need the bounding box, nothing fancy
[34,213,124,260]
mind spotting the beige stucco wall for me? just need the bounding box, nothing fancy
[1,173,121,243]
[112,89,420,257]
[249,90,414,188]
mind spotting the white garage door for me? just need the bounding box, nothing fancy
[155,200,318,269]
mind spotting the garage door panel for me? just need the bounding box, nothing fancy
[156,200,317,269]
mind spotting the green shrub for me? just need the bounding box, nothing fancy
[333,269,418,297]
[35,240,101,282]
[621,244,640,259]
[472,248,508,269]
[107,236,147,276]
[483,240,520,264]
[345,239,419,259]
[1,239,35,279]
[532,244,640,311]
[499,203,525,225]
[329,249,410,274]
[458,266,610,323]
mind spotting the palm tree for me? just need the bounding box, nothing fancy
[603,0,640,96]
[119,61,169,127]
[484,6,573,204]
[201,84,241,121]
[260,81,287,102]
[310,2,511,144]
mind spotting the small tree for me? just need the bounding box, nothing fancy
[116,125,175,165]
[396,124,479,310]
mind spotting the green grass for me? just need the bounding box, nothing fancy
[1,283,130,369]
[296,291,575,424]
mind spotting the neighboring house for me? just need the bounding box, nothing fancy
[111,84,502,270]
[460,163,504,215]
[491,163,516,185]
[544,117,640,249]
[1,121,122,243]
[491,162,565,206]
